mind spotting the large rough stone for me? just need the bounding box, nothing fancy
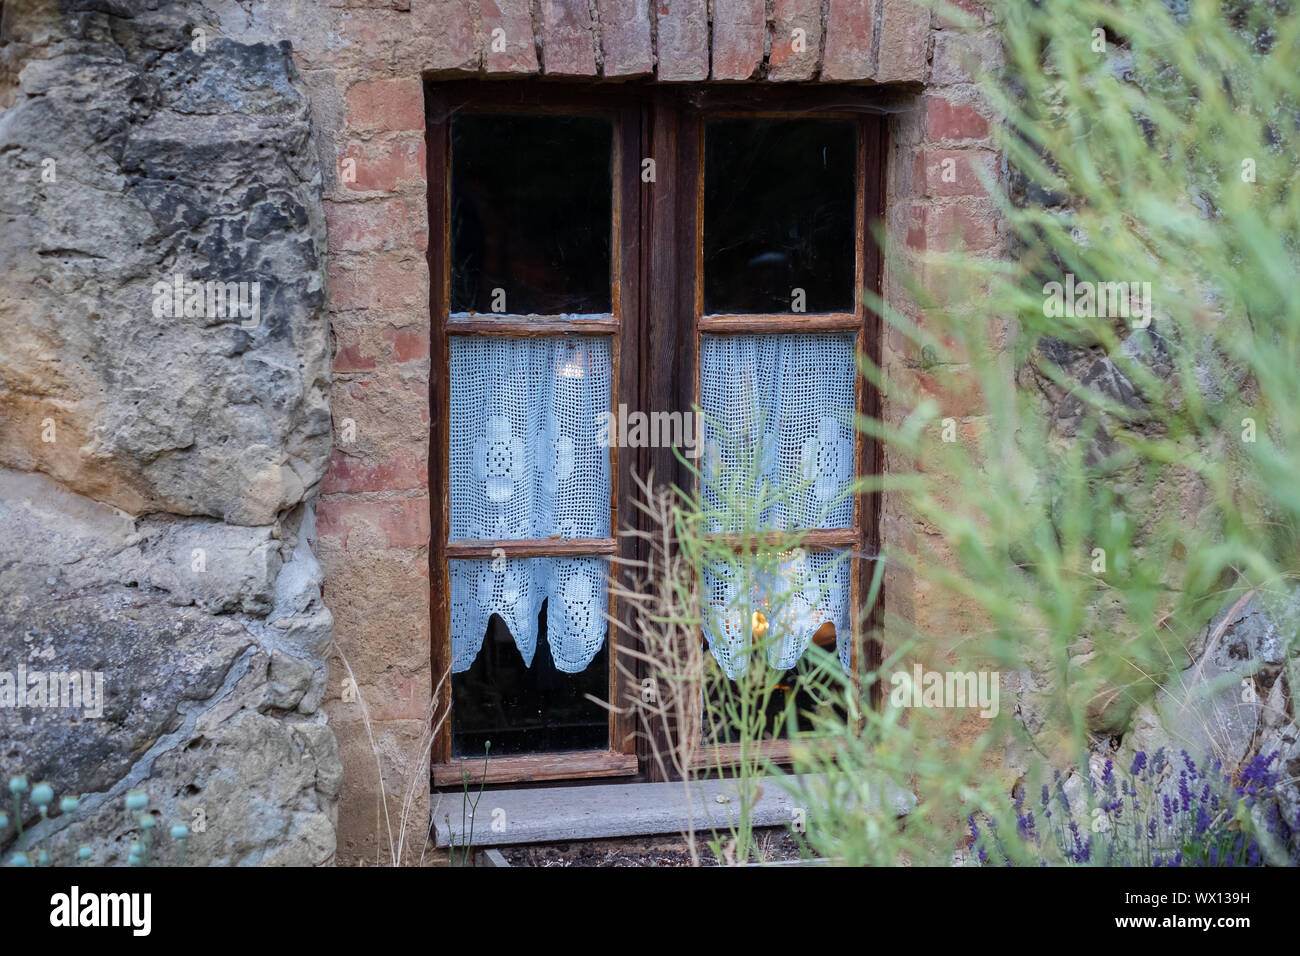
[0,4,330,527]
[58,712,341,867]
[1116,589,1300,774]
[0,2,339,867]
[0,465,340,862]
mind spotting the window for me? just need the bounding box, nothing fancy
[427,84,884,786]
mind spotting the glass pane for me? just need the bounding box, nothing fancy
[451,113,613,315]
[703,118,856,315]
[452,604,609,757]
[702,630,848,743]
[449,336,611,539]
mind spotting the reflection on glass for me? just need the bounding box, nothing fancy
[451,113,613,315]
[703,118,856,315]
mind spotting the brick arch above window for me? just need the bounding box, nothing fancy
[415,0,931,84]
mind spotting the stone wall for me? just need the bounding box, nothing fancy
[1,0,1008,865]
[0,0,340,865]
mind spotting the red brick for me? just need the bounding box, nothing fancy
[325,199,425,254]
[361,668,433,723]
[385,327,429,363]
[317,497,431,551]
[334,339,378,372]
[711,0,765,80]
[876,0,931,83]
[895,365,984,419]
[539,0,598,75]
[480,0,539,73]
[822,0,874,81]
[405,0,479,72]
[597,0,653,76]
[656,0,709,81]
[923,94,990,143]
[905,202,997,254]
[330,257,427,311]
[339,137,426,193]
[290,9,404,71]
[322,450,428,494]
[767,0,821,81]
[332,320,430,369]
[345,77,424,133]
[913,148,997,198]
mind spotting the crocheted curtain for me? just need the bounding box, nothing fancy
[699,333,857,678]
[448,336,611,673]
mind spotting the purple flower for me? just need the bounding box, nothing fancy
[1130,751,1148,776]
[1194,806,1210,837]
[1018,809,1036,838]
[1241,750,1279,790]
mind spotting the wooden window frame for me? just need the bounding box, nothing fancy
[426,82,885,789]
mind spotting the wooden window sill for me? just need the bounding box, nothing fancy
[431,749,638,788]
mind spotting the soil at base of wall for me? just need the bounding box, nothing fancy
[497,829,814,867]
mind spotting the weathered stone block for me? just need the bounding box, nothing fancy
[479,0,540,73]
[876,0,931,83]
[656,0,710,81]
[539,0,599,75]
[712,0,766,80]
[597,0,654,76]
[822,0,875,81]
[768,0,822,81]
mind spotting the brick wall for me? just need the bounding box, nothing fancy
[206,0,1004,865]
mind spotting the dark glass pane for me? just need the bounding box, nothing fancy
[451,114,613,315]
[702,624,847,743]
[703,119,856,315]
[451,603,609,758]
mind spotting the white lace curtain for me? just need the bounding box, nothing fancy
[703,548,853,678]
[450,556,608,674]
[448,337,610,673]
[699,333,857,677]
[446,332,858,677]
